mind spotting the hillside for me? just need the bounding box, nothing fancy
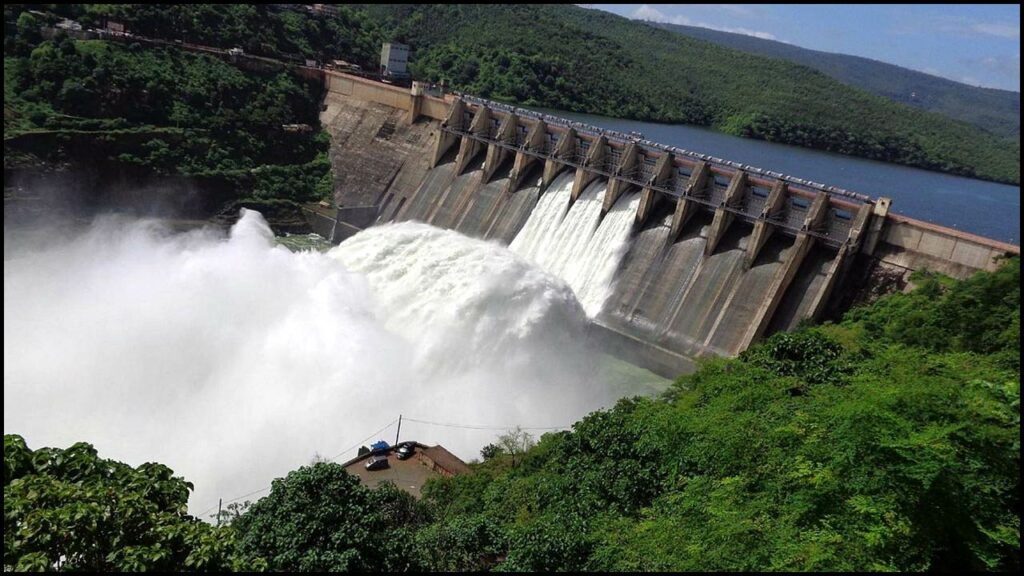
[4,7,334,212]
[648,21,1021,143]
[364,4,1019,185]
[6,4,1019,185]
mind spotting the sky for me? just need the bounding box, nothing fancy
[590,4,1021,92]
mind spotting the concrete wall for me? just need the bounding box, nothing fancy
[325,71,452,122]
[874,214,1018,279]
[326,74,413,111]
[420,97,451,120]
[319,92,438,212]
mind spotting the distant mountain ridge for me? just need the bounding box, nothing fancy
[648,21,1020,142]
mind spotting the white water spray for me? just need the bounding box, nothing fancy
[510,174,640,317]
[4,210,620,516]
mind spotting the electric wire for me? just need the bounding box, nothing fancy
[194,417,398,519]
[195,415,573,519]
[403,416,571,431]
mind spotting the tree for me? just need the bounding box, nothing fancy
[497,426,535,468]
[231,462,427,572]
[14,12,42,54]
[3,435,259,572]
[479,443,501,461]
[211,500,253,528]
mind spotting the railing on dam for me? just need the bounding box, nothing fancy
[455,94,873,205]
[440,123,851,247]
[438,99,875,251]
[319,70,1015,277]
[431,94,1017,275]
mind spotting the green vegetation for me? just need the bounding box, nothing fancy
[275,232,335,253]
[3,5,1020,570]
[232,462,425,572]
[410,257,1019,572]
[7,258,1018,571]
[649,21,1021,143]
[5,6,334,205]
[5,4,1020,188]
[71,4,387,67]
[3,435,262,571]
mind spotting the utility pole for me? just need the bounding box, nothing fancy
[216,498,222,527]
[395,414,402,446]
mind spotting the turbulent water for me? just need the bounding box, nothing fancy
[510,172,641,317]
[4,210,621,516]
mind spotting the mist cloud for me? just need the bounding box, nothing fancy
[4,210,621,516]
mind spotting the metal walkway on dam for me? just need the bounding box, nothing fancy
[312,71,1020,375]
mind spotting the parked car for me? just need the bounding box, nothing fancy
[365,455,389,471]
[396,442,416,460]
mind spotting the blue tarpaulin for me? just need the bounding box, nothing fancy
[370,440,390,452]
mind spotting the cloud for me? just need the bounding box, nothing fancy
[631,4,779,40]
[633,4,672,22]
[891,13,1019,40]
[970,22,1020,39]
[910,54,1019,91]
[966,53,1021,89]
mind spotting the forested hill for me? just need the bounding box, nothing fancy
[4,4,1020,185]
[364,4,1019,185]
[648,21,1021,143]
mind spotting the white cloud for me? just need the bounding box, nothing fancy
[970,22,1020,39]
[632,4,673,23]
[969,53,1020,89]
[631,4,779,40]
[892,14,1019,40]
[717,26,778,41]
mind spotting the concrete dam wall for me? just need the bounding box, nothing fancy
[316,73,1020,375]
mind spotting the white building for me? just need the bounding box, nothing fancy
[380,42,410,77]
[55,18,83,31]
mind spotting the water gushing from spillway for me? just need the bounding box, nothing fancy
[4,210,623,516]
[509,173,640,317]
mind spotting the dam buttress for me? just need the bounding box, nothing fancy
[309,72,1020,375]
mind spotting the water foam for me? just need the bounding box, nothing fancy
[510,174,640,317]
[4,210,615,516]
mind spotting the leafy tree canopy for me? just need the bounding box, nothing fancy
[3,435,262,572]
[231,462,428,572]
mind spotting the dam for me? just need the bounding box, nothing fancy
[312,70,1020,376]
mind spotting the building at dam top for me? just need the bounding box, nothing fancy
[314,69,1019,374]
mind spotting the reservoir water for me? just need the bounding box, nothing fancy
[528,107,1021,245]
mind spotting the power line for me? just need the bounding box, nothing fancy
[327,418,399,461]
[195,417,399,519]
[194,416,571,519]
[403,416,571,431]
[196,485,272,519]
